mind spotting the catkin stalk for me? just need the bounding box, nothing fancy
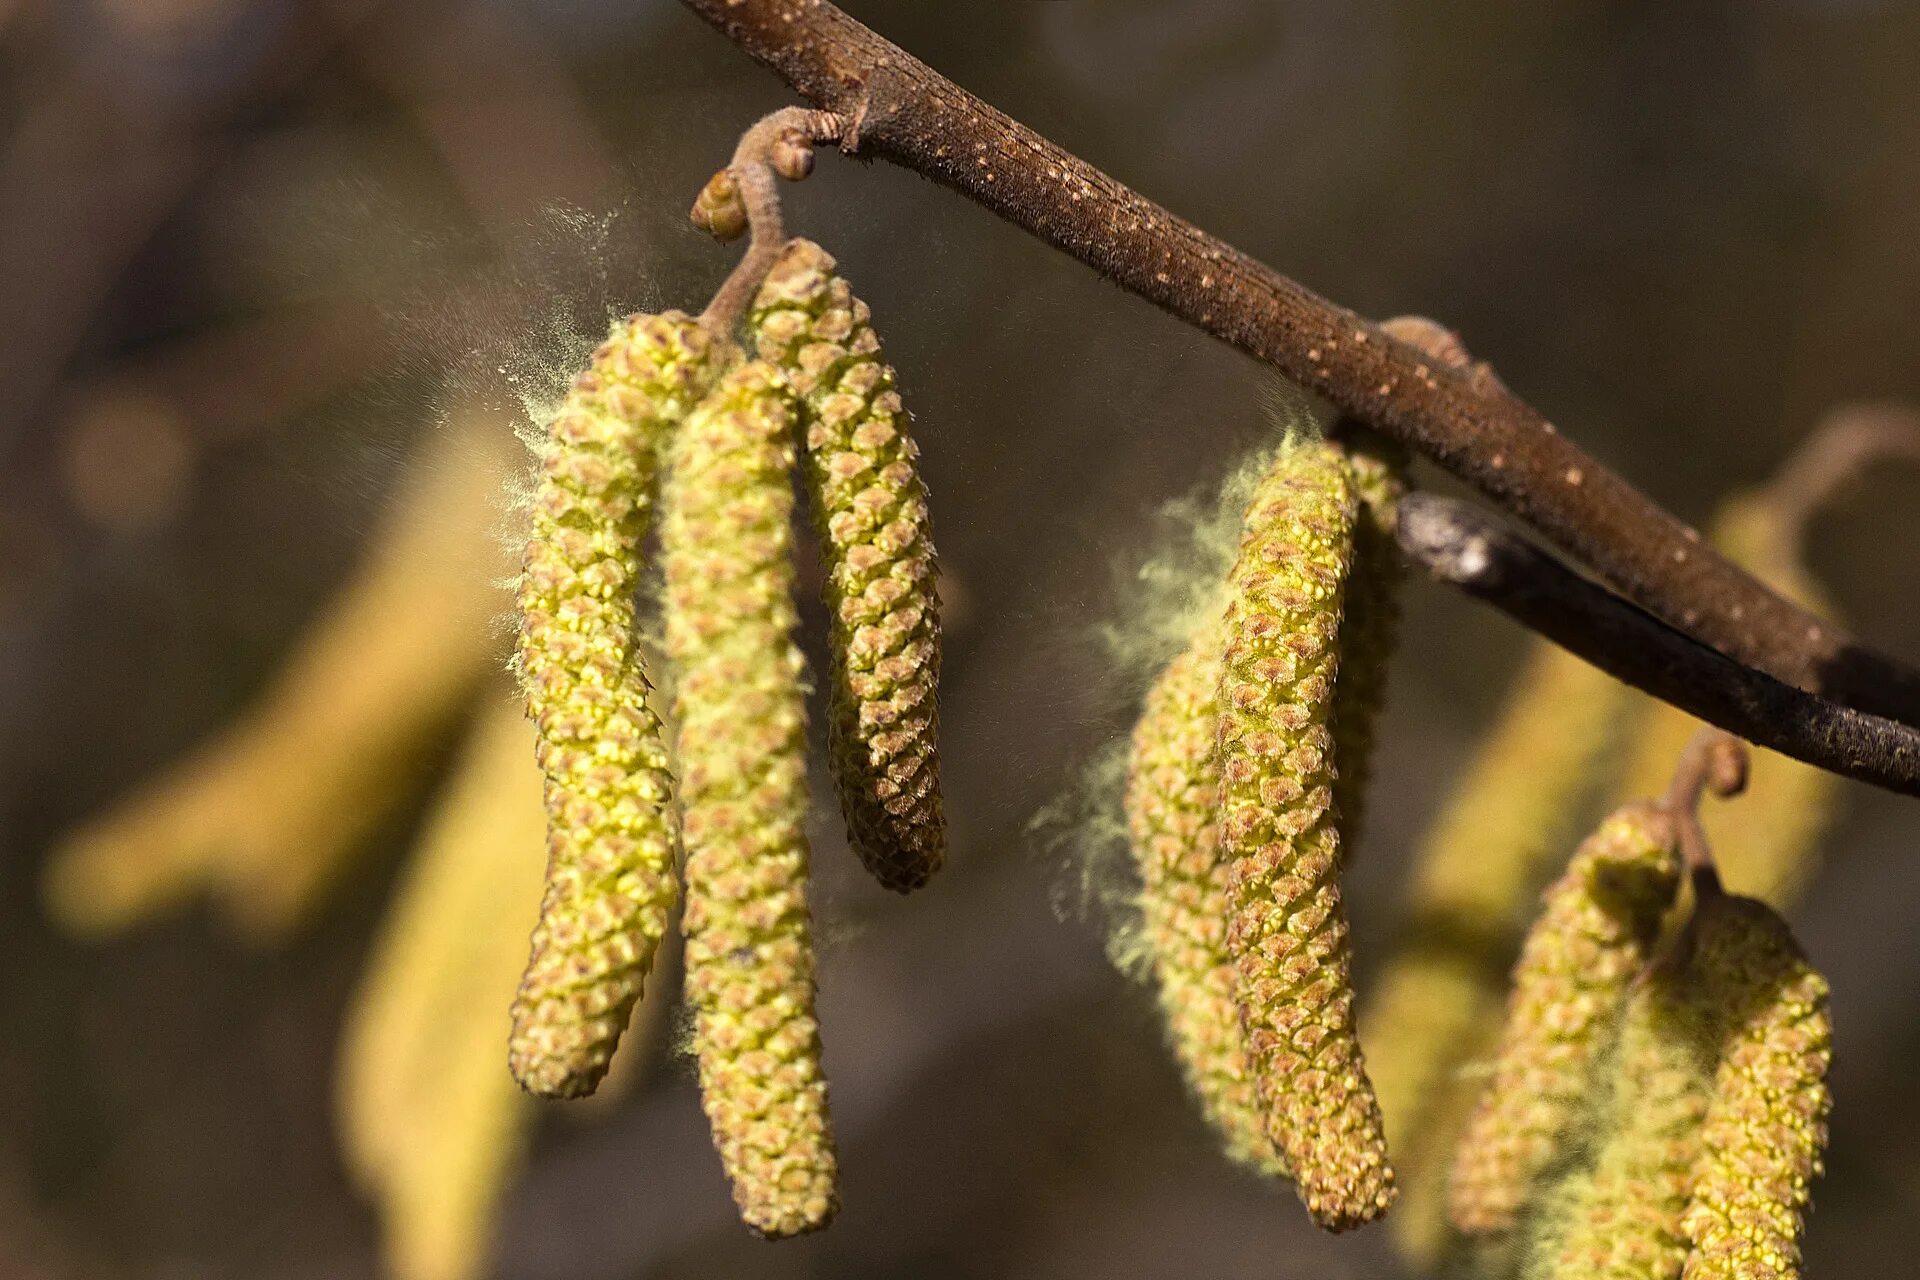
[1614,496,1844,907]
[1527,977,1713,1280]
[1447,802,1681,1237]
[1679,895,1832,1279]
[1216,439,1393,1230]
[663,360,838,1239]
[1125,621,1288,1177]
[749,239,946,893]
[509,311,720,1099]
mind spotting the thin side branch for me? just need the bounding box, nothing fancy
[1396,494,1920,798]
[678,0,1920,729]
[699,107,845,333]
[1663,729,1749,879]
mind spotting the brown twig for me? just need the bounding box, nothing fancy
[699,107,845,334]
[677,0,1920,730]
[1395,493,1920,798]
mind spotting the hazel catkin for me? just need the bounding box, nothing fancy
[1325,432,1408,851]
[1361,640,1636,1268]
[1679,894,1832,1280]
[1125,619,1288,1178]
[1527,976,1713,1280]
[1447,802,1682,1237]
[663,360,838,1239]
[749,238,946,894]
[508,311,720,1099]
[338,694,546,1280]
[1215,438,1393,1230]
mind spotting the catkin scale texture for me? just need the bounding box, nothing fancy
[1215,440,1393,1230]
[663,361,838,1239]
[1528,979,1712,1280]
[1447,802,1681,1237]
[749,239,945,893]
[1361,640,1634,1271]
[1326,435,1407,851]
[509,311,719,1099]
[1125,622,1288,1178]
[1680,896,1831,1280]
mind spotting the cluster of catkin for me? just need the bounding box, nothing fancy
[505,237,944,1237]
[1123,438,1836,1272]
[1125,433,1404,1230]
[1444,827,1832,1280]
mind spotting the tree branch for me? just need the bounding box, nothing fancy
[677,0,1920,730]
[1397,494,1920,797]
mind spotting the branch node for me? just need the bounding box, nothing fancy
[697,107,847,335]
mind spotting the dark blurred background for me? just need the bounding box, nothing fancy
[3,1,1919,1277]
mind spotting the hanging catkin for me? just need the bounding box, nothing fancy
[338,695,546,1280]
[1679,894,1832,1280]
[45,416,516,942]
[663,360,838,1239]
[1125,619,1288,1178]
[1216,438,1393,1230]
[1361,641,1635,1268]
[1447,801,1681,1237]
[1526,975,1713,1280]
[1614,494,1844,907]
[749,238,946,893]
[509,311,720,1099]
[1325,432,1407,851]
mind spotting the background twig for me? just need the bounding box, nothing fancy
[1396,494,1920,797]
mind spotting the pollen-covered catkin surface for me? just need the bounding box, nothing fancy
[1325,434,1407,851]
[1125,621,1287,1178]
[663,360,838,1239]
[1362,640,1635,1271]
[1215,439,1393,1231]
[1528,977,1712,1280]
[1447,802,1682,1237]
[1616,497,1843,908]
[749,238,945,893]
[509,310,720,1100]
[1680,895,1832,1280]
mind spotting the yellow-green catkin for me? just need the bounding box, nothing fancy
[45,416,517,941]
[1526,978,1713,1280]
[1216,439,1393,1230]
[509,311,720,1099]
[663,361,838,1239]
[1679,895,1832,1279]
[1615,496,1843,907]
[749,239,945,894]
[338,694,545,1280]
[1124,620,1288,1178]
[1326,432,1408,850]
[1447,802,1682,1237]
[1363,640,1636,1269]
